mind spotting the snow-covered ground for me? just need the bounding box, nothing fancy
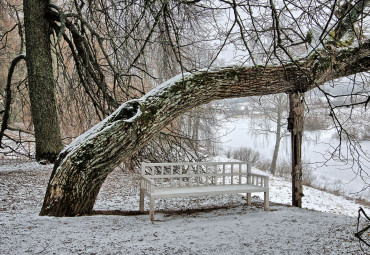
[0,160,369,254]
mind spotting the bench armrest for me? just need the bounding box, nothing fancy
[141,176,155,193]
[248,173,268,179]
[248,173,269,188]
[142,176,155,184]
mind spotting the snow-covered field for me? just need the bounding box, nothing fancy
[1,160,369,254]
[220,116,370,202]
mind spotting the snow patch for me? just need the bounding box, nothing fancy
[141,72,194,100]
[141,66,241,101]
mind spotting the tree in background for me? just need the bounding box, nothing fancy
[23,0,63,162]
[250,94,289,176]
[1,0,33,158]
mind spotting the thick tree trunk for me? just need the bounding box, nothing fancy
[39,38,370,216]
[24,0,63,162]
[40,66,311,216]
[288,92,305,208]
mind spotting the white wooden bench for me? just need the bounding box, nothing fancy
[139,161,269,221]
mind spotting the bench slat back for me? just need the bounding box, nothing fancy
[142,162,251,187]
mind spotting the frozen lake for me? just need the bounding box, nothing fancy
[220,117,370,201]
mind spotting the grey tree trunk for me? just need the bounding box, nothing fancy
[23,0,63,162]
[270,103,282,176]
[193,110,200,151]
[288,92,305,208]
[39,40,370,216]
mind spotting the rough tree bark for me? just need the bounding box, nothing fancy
[288,92,305,208]
[23,0,63,162]
[40,39,370,216]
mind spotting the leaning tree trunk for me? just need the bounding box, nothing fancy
[288,92,305,208]
[24,0,63,162]
[39,39,370,216]
[40,65,311,216]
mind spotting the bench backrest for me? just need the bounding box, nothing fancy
[142,161,253,187]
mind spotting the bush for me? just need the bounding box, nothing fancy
[225,146,271,173]
[230,147,261,165]
[302,162,317,186]
[269,160,317,185]
[224,148,233,159]
[304,116,330,131]
[255,159,271,173]
[275,160,291,178]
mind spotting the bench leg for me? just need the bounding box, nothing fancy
[264,191,269,211]
[247,193,251,206]
[150,196,155,222]
[139,190,144,213]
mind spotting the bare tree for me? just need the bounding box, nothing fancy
[249,94,289,175]
[23,0,63,162]
[0,0,35,159]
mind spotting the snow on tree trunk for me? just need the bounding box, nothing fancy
[40,65,310,216]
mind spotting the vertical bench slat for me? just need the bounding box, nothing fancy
[192,165,195,186]
[222,164,226,185]
[231,163,234,185]
[213,164,215,184]
[247,163,251,205]
[180,165,183,186]
[161,166,164,186]
[239,163,242,185]
[206,165,209,185]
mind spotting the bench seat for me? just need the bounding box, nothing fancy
[148,184,267,198]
